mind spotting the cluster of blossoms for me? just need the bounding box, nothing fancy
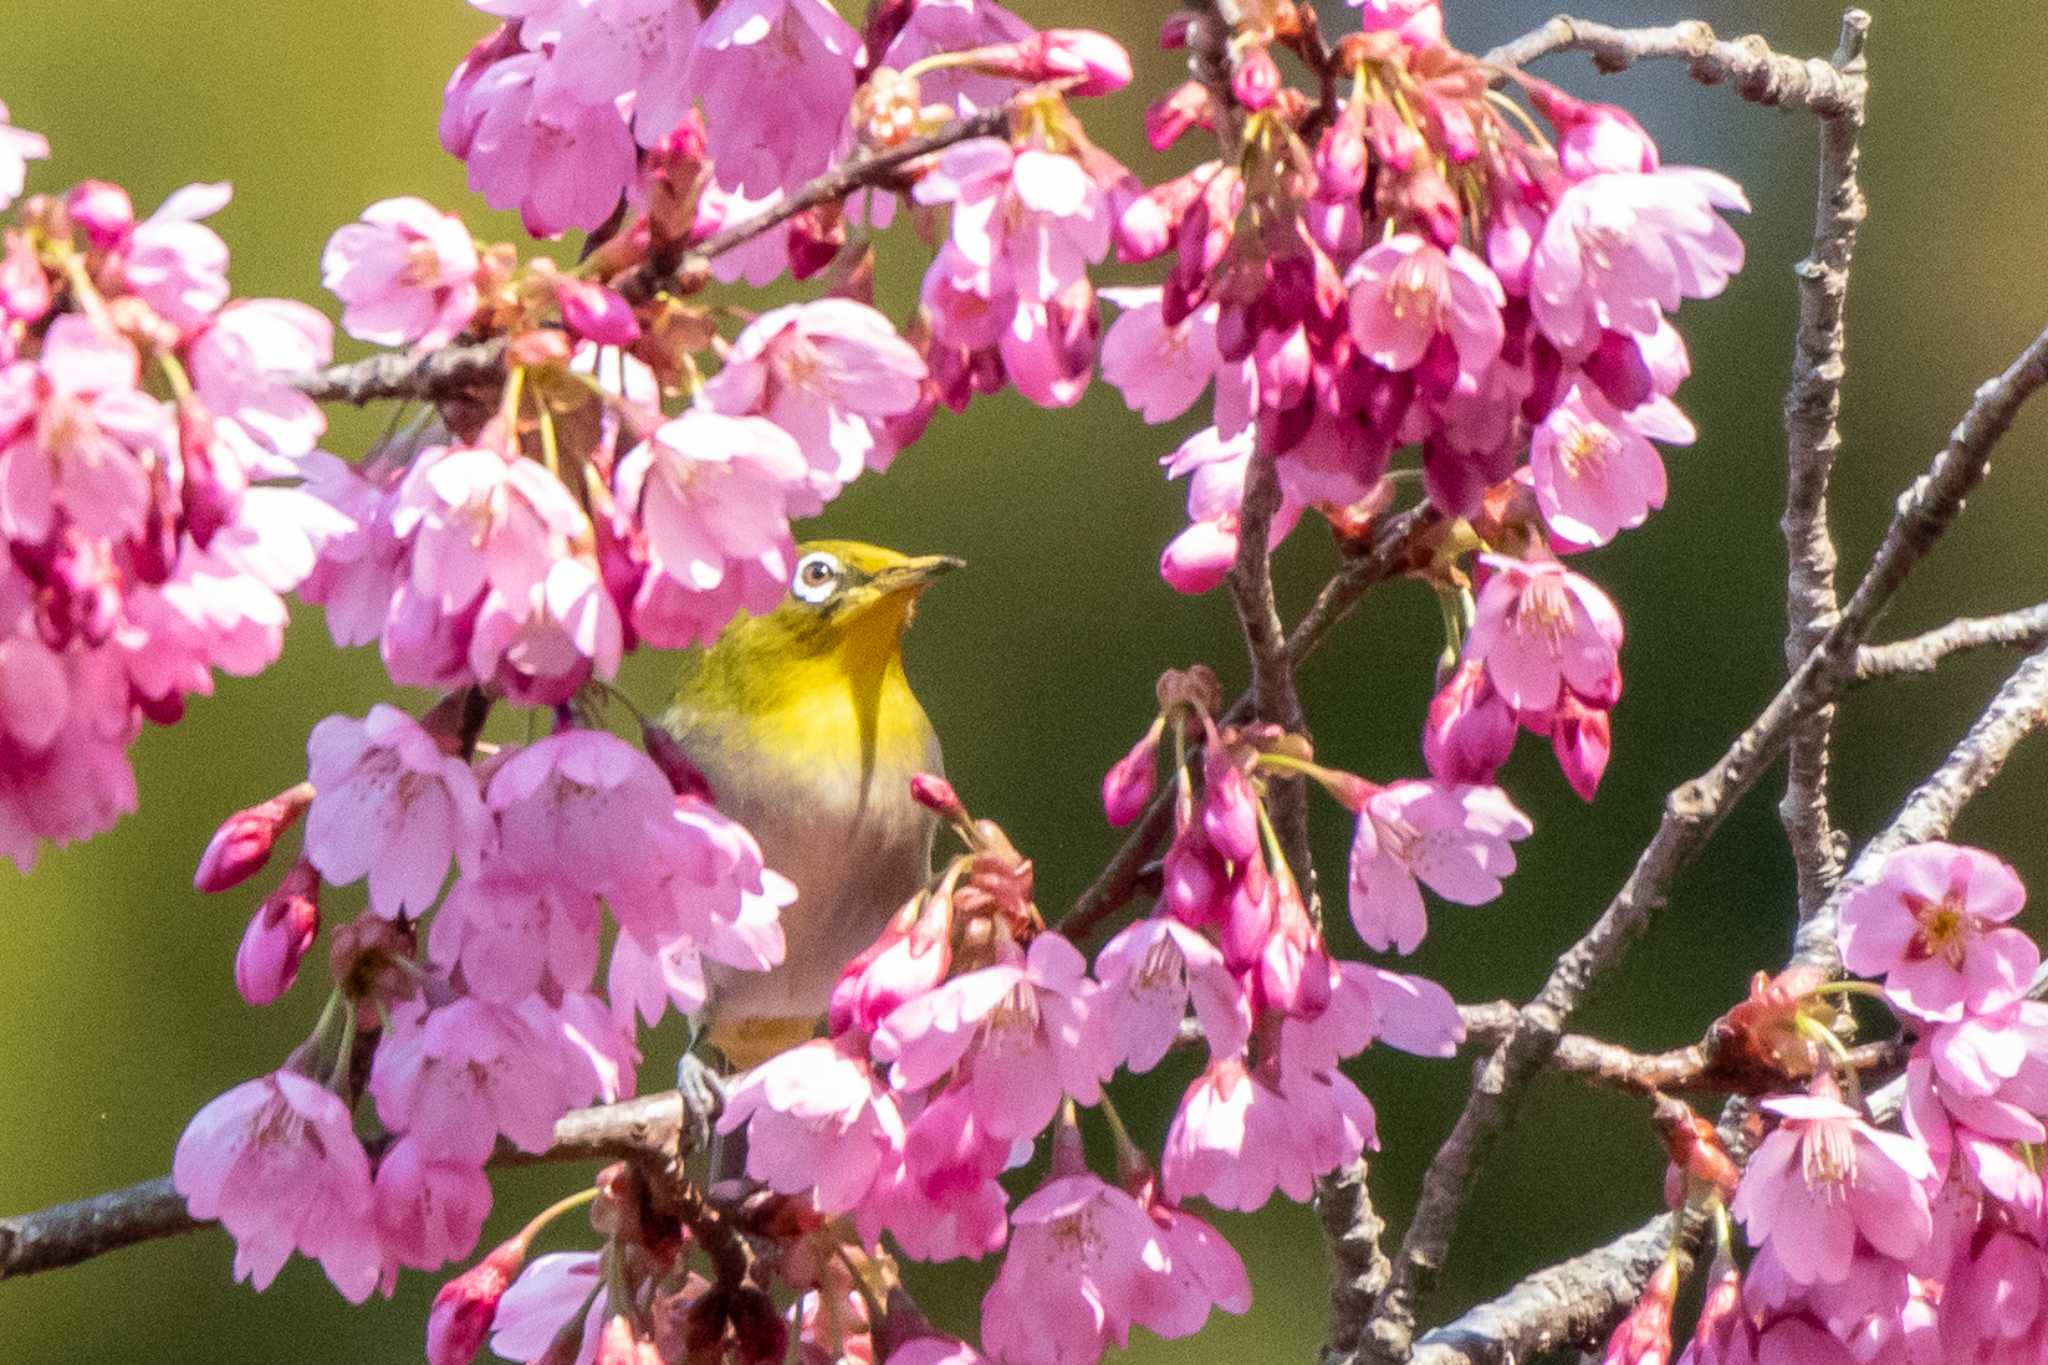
[177,701,791,1302]
[1598,841,2048,1364]
[0,113,358,869]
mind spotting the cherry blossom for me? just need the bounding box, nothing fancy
[488,1251,605,1365]
[688,0,858,197]
[369,996,580,1162]
[719,1039,907,1212]
[457,51,636,237]
[321,197,481,350]
[1093,916,1249,1072]
[1529,383,1671,548]
[1346,234,1504,376]
[124,182,233,330]
[1837,841,2038,1022]
[1464,555,1624,714]
[0,101,47,211]
[1161,1057,1377,1212]
[1346,779,1533,955]
[979,1173,1167,1365]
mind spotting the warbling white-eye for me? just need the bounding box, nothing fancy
[664,540,961,1072]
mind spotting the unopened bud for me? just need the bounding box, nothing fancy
[64,180,134,250]
[1101,718,1164,826]
[196,783,314,893]
[975,30,1133,98]
[506,328,574,370]
[556,279,641,347]
[1652,1095,1739,1202]
[427,1231,534,1365]
[0,231,51,323]
[1600,1257,1678,1365]
[909,773,967,825]
[235,859,321,1006]
[641,723,716,802]
[1231,46,1281,112]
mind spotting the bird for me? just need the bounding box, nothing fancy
[664,539,962,1074]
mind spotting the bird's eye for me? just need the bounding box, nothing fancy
[791,551,841,604]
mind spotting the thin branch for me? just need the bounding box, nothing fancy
[1356,321,2048,1362]
[0,1087,714,1283]
[293,336,509,406]
[1484,16,1863,115]
[1854,603,2048,681]
[1401,643,2048,1363]
[1778,11,1870,918]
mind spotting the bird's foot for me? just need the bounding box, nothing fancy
[675,1049,726,1159]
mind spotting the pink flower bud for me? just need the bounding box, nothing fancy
[196,784,314,893]
[64,180,135,250]
[1101,721,1163,826]
[639,723,716,802]
[594,1314,662,1365]
[1231,47,1280,112]
[1008,29,1133,97]
[1145,82,1211,152]
[1600,1257,1677,1365]
[426,1232,531,1365]
[556,279,641,346]
[1158,12,1192,49]
[1314,103,1369,202]
[1423,661,1516,787]
[234,861,320,1007]
[1200,748,1260,863]
[1160,517,1237,595]
[910,772,966,823]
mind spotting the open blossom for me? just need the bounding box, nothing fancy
[1729,1093,1936,1285]
[187,298,334,465]
[980,1173,1167,1365]
[856,1089,1013,1263]
[719,1039,905,1212]
[321,197,481,350]
[1098,289,1227,424]
[488,1251,605,1365]
[1093,916,1249,1072]
[874,932,1111,1142]
[688,0,857,196]
[394,442,592,615]
[1464,555,1623,713]
[1346,234,1504,376]
[1347,780,1533,955]
[699,300,928,498]
[124,182,233,330]
[303,705,489,919]
[1162,1058,1377,1212]
[458,52,636,237]
[878,0,1034,114]
[374,1135,492,1276]
[428,872,600,1004]
[1529,383,1671,548]
[917,139,1111,306]
[172,1069,383,1303]
[369,997,580,1162]
[615,409,806,649]
[0,101,47,211]
[1837,841,2037,1022]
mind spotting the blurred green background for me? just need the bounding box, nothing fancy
[4,1,2048,1361]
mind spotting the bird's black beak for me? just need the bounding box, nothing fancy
[871,554,966,596]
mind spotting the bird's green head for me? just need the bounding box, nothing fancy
[671,541,963,717]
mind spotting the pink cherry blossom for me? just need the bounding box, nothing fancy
[460,52,636,237]
[195,784,312,893]
[1530,168,1749,350]
[428,872,600,1004]
[1347,779,1533,955]
[1093,916,1249,1072]
[1464,555,1623,713]
[916,139,1111,306]
[370,997,578,1162]
[873,933,1111,1141]
[532,989,641,1112]
[1837,841,2038,1023]
[374,1135,492,1275]
[699,299,928,497]
[1729,1093,1936,1286]
[1156,424,1304,596]
[322,198,481,350]
[878,0,1034,114]
[1530,383,1670,547]
[1098,289,1226,423]
[546,0,700,146]
[1099,720,1163,827]
[1279,961,1464,1076]
[1938,1227,2048,1363]
[485,729,674,896]
[688,0,858,197]
[172,1069,384,1302]
[1161,1058,1377,1212]
[187,298,334,464]
[855,1089,1013,1263]
[1129,1195,1252,1340]
[125,182,232,329]
[886,1337,990,1365]
[1350,0,1443,47]
[1347,234,1505,376]
[489,1251,605,1365]
[980,1173,1167,1365]
[303,704,488,919]
[393,441,592,616]
[426,1232,527,1365]
[719,1038,906,1212]
[0,101,48,211]
[829,895,955,1041]
[614,409,807,649]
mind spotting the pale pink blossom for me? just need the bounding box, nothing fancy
[187,298,333,464]
[688,0,858,197]
[172,1069,384,1302]
[1530,383,1670,547]
[1279,961,1464,1077]
[1530,169,1749,350]
[855,1089,1012,1263]
[0,708,137,872]
[615,410,807,647]
[460,52,636,237]
[293,450,409,648]
[999,288,1098,409]
[428,872,600,1004]
[1837,841,2038,1022]
[1093,916,1249,1072]
[1937,1227,2048,1363]
[916,139,1111,305]
[374,1135,491,1275]
[303,704,489,919]
[126,182,232,329]
[322,198,481,350]
[886,1337,990,1365]
[465,553,622,705]
[1098,289,1224,423]
[879,0,1035,114]
[484,729,673,895]
[489,1251,604,1365]
[536,990,640,1110]
[1464,555,1623,713]
[1161,1058,1377,1212]
[1129,1196,1252,1340]
[980,1173,1168,1365]
[699,299,928,497]
[0,101,48,211]
[546,0,700,145]
[1347,780,1532,955]
[1347,235,1505,376]
[1156,424,1303,596]
[1349,0,1443,47]
[719,1038,906,1211]
[393,442,592,616]
[605,917,711,1026]
[370,997,578,1162]
[873,933,1111,1141]
[1729,1094,1935,1285]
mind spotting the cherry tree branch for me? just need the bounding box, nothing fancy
[1483,16,1864,115]
[1854,603,2048,681]
[1777,11,1870,917]
[1355,318,2048,1362]
[0,1088,713,1283]
[1397,642,2048,1362]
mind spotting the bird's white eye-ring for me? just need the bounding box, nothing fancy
[792,551,842,604]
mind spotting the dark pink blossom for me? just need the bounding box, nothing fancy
[1837,841,2037,1022]
[1464,555,1623,713]
[234,860,321,1006]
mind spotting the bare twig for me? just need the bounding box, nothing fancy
[1401,643,2048,1363]
[0,1087,715,1283]
[1778,12,1871,917]
[1854,603,2048,681]
[293,336,509,406]
[1484,16,1863,115]
[1356,322,2048,1362]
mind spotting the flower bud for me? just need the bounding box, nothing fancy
[1549,694,1612,802]
[1653,1095,1740,1202]
[1200,747,1260,863]
[1231,46,1281,111]
[0,231,51,323]
[1423,661,1515,787]
[1145,82,1211,152]
[1600,1257,1678,1365]
[235,860,320,1006]
[429,1232,537,1365]
[640,723,716,802]
[64,180,134,250]
[979,29,1133,97]
[909,772,967,824]
[556,279,641,346]
[1101,719,1163,826]
[196,783,314,893]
